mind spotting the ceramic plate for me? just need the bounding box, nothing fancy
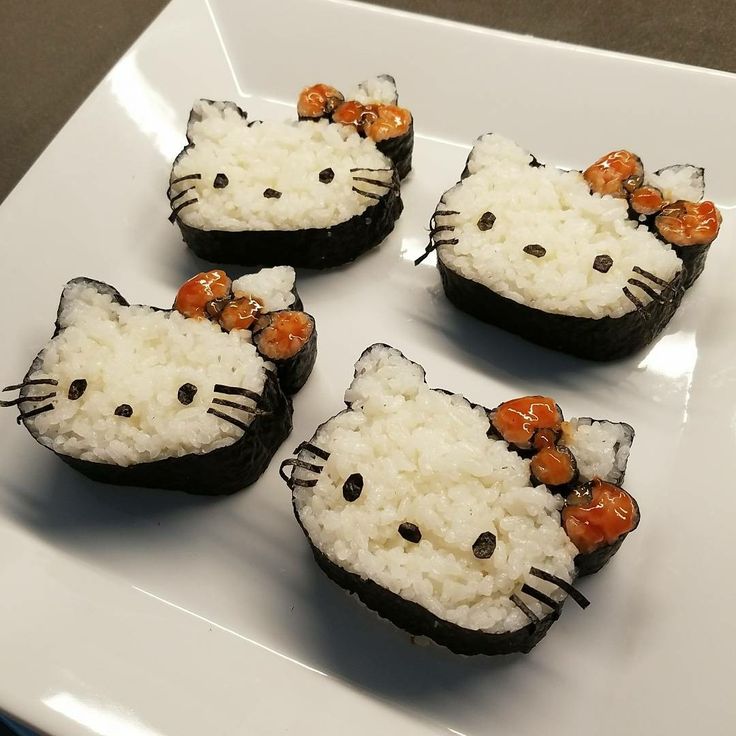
[1,0,735,734]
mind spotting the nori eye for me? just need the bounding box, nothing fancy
[213,173,229,189]
[523,244,546,258]
[472,531,497,559]
[398,522,422,543]
[593,254,613,273]
[178,383,198,405]
[263,188,282,199]
[342,472,363,502]
[114,404,133,418]
[68,379,87,400]
[477,211,496,231]
[319,168,335,184]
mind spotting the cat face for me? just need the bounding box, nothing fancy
[168,100,397,232]
[429,134,683,320]
[10,279,267,466]
[6,268,302,468]
[283,345,640,653]
[288,345,580,635]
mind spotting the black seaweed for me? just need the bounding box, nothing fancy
[68,378,87,400]
[375,121,413,180]
[169,100,404,269]
[593,254,613,273]
[300,527,560,656]
[671,243,711,290]
[477,211,496,231]
[438,253,685,360]
[175,190,402,269]
[253,310,318,395]
[15,278,294,495]
[398,522,421,543]
[177,382,197,405]
[342,473,363,502]
[432,141,713,360]
[472,531,497,559]
[284,344,638,656]
[523,244,546,258]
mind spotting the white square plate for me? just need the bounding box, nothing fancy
[1,1,735,734]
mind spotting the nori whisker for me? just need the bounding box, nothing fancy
[627,278,666,304]
[211,397,266,415]
[213,384,261,403]
[167,173,201,194]
[622,286,647,315]
[349,167,393,172]
[530,567,590,609]
[430,225,455,235]
[352,176,395,190]
[206,407,249,432]
[168,198,198,223]
[3,378,58,391]
[17,404,54,423]
[632,266,678,292]
[290,477,319,488]
[434,210,460,217]
[414,241,439,266]
[352,187,383,201]
[170,186,195,205]
[294,441,330,461]
[279,458,323,487]
[433,238,459,246]
[0,393,56,407]
[510,593,540,625]
[521,583,560,612]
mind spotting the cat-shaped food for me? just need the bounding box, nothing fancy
[168,78,409,269]
[419,134,721,360]
[280,345,639,655]
[2,267,316,495]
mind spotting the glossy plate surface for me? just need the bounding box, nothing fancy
[1,1,735,734]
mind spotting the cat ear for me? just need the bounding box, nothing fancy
[463,133,539,179]
[56,278,128,330]
[186,99,249,143]
[350,74,399,105]
[348,343,426,393]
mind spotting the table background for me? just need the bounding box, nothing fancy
[1,0,734,204]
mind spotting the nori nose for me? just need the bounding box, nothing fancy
[114,404,133,418]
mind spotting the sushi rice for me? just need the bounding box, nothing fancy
[293,345,624,635]
[171,107,392,232]
[23,274,296,466]
[437,134,684,319]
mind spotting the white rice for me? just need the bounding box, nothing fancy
[646,164,704,202]
[23,282,267,465]
[171,103,392,232]
[293,346,578,634]
[232,266,296,312]
[347,75,398,105]
[564,418,631,483]
[437,134,682,319]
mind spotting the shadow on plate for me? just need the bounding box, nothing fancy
[284,554,556,722]
[0,449,224,539]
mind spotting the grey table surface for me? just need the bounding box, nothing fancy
[1,0,734,205]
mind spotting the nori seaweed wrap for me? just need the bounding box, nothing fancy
[2,268,317,495]
[168,92,405,269]
[421,135,721,360]
[281,345,640,655]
